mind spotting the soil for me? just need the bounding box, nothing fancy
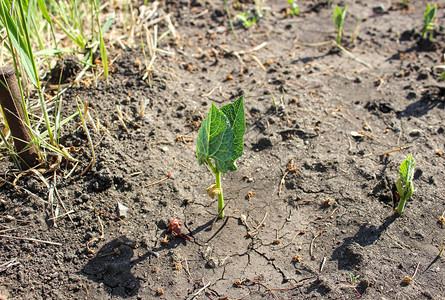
[1,1,445,299]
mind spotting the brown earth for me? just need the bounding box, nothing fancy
[1,0,445,299]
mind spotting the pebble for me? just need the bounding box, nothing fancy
[117,202,129,218]
[207,257,218,268]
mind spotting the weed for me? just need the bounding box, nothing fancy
[349,273,360,285]
[333,5,347,45]
[0,0,78,168]
[255,0,265,18]
[286,0,300,16]
[196,96,246,218]
[402,0,409,9]
[237,11,258,28]
[438,53,445,80]
[327,0,333,9]
[396,154,415,215]
[422,3,436,39]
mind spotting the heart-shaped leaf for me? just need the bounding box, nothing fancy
[220,95,246,171]
[196,103,234,173]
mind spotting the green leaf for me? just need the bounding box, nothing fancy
[424,4,436,26]
[399,154,415,185]
[196,103,234,173]
[220,95,246,171]
[0,1,38,87]
[396,154,415,214]
[333,5,341,26]
[333,5,347,27]
[37,0,51,23]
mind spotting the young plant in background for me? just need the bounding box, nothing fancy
[0,0,78,169]
[333,5,348,45]
[396,154,415,215]
[349,273,360,285]
[438,53,445,80]
[422,3,436,39]
[286,0,300,16]
[401,0,409,9]
[237,11,258,28]
[254,0,265,18]
[196,96,246,218]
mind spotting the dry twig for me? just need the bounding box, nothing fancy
[379,146,412,156]
[246,212,268,237]
[86,215,105,254]
[272,229,306,249]
[0,234,62,246]
[310,230,324,260]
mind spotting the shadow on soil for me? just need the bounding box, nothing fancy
[80,218,219,298]
[397,87,445,119]
[331,214,397,270]
[81,237,147,298]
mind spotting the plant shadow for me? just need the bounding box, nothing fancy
[81,235,173,298]
[331,214,397,270]
[397,86,445,119]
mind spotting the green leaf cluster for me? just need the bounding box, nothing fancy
[196,96,246,174]
[286,0,300,16]
[237,11,258,28]
[333,5,347,45]
[422,3,437,39]
[396,154,415,215]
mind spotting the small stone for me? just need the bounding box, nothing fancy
[247,177,254,183]
[372,5,385,14]
[161,146,169,153]
[207,257,218,268]
[117,202,129,218]
[350,131,364,138]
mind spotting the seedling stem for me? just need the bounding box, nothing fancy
[206,158,225,218]
[215,171,224,218]
[197,96,246,218]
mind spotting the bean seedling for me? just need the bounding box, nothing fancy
[422,3,436,39]
[286,0,300,16]
[396,154,415,215]
[196,96,246,218]
[333,5,347,45]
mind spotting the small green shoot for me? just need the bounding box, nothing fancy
[436,53,445,80]
[402,0,409,9]
[224,0,238,40]
[254,0,265,18]
[237,11,258,28]
[349,273,360,285]
[327,0,333,9]
[286,0,300,16]
[196,96,246,218]
[396,154,415,215]
[333,5,348,45]
[422,3,436,40]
